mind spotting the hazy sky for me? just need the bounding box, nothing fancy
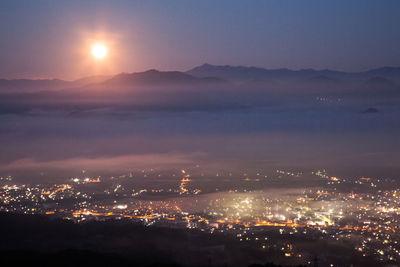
[1,0,399,79]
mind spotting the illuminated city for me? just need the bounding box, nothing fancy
[1,166,400,266]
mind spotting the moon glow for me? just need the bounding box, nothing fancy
[91,44,108,59]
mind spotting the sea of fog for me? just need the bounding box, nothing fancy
[0,104,399,183]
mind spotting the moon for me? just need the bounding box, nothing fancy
[91,44,108,59]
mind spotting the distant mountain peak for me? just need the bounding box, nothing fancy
[143,69,161,73]
[200,63,213,67]
[187,64,303,81]
[102,69,224,87]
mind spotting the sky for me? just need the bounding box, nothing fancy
[0,0,400,79]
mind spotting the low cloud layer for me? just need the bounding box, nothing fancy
[0,153,202,172]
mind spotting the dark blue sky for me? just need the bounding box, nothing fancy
[1,0,399,79]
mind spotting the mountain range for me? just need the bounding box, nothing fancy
[1,64,400,92]
[186,64,400,82]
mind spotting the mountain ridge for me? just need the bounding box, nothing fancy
[1,64,400,92]
[102,69,224,86]
[186,63,400,81]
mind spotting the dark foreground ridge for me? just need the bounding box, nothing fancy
[0,212,309,267]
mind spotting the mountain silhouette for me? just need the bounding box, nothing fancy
[1,64,400,93]
[187,64,400,82]
[186,63,347,81]
[71,75,112,87]
[102,69,224,87]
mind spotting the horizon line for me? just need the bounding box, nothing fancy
[1,63,400,81]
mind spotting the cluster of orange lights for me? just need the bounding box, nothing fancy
[243,177,260,182]
[179,170,192,193]
[42,185,72,196]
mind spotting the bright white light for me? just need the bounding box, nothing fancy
[91,44,107,59]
